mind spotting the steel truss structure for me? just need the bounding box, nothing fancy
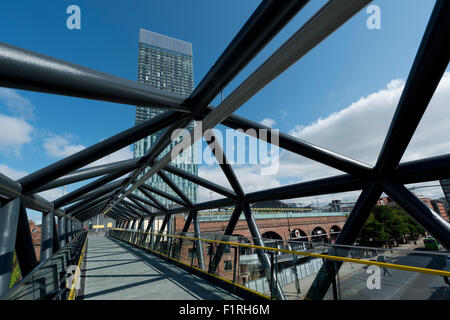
[0,0,449,300]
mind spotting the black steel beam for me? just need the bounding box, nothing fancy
[18,110,187,194]
[40,211,54,262]
[102,118,192,215]
[0,199,21,296]
[382,181,450,250]
[75,202,108,221]
[127,195,156,216]
[242,202,284,300]
[216,111,373,177]
[67,191,117,216]
[71,179,128,204]
[162,166,237,200]
[140,183,189,207]
[198,0,372,134]
[120,201,144,217]
[52,216,60,254]
[153,214,171,249]
[0,42,191,112]
[0,173,76,221]
[189,0,309,114]
[192,210,205,270]
[129,193,162,212]
[375,0,450,176]
[210,204,243,273]
[54,168,133,208]
[157,170,194,208]
[393,153,450,184]
[15,201,38,276]
[136,187,168,212]
[206,136,245,199]
[305,183,383,300]
[35,158,141,192]
[115,203,140,218]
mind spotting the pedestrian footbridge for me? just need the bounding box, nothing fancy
[2,229,449,300]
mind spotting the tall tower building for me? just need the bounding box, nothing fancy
[134,29,198,210]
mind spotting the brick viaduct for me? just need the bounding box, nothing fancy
[175,214,347,243]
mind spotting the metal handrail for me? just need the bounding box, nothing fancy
[110,228,450,278]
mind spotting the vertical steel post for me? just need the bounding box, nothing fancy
[40,211,54,261]
[192,210,205,270]
[0,199,21,296]
[58,216,66,247]
[67,219,72,242]
[210,204,243,273]
[52,216,60,254]
[242,202,285,300]
[146,216,155,249]
[305,183,382,300]
[15,201,38,276]
[153,214,171,249]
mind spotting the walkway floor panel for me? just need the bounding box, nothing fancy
[81,234,241,300]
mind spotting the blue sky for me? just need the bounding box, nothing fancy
[1,1,448,222]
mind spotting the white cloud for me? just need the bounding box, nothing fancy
[37,188,65,202]
[0,88,35,120]
[43,135,85,158]
[196,73,450,203]
[197,164,280,202]
[287,72,450,167]
[43,133,134,168]
[88,146,134,167]
[260,118,277,128]
[0,163,28,180]
[0,163,65,202]
[0,114,34,156]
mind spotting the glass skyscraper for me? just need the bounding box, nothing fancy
[134,29,198,209]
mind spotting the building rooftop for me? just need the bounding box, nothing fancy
[139,28,192,56]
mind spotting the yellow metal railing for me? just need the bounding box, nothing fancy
[67,236,88,300]
[110,228,450,278]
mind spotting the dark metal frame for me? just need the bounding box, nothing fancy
[0,0,448,300]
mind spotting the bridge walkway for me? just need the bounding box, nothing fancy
[79,233,241,300]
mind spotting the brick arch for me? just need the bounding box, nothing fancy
[262,231,283,240]
[290,228,309,241]
[329,225,342,242]
[310,226,328,242]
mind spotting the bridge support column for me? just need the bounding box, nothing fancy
[0,199,21,296]
[40,211,54,261]
[153,214,171,249]
[146,216,155,249]
[67,219,72,242]
[15,200,38,279]
[242,202,285,300]
[192,210,205,270]
[58,216,67,247]
[210,204,242,273]
[305,183,382,300]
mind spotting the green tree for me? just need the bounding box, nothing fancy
[358,205,425,247]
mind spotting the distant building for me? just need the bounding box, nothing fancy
[377,195,448,221]
[133,29,198,210]
[377,196,391,206]
[432,199,448,221]
[439,179,450,213]
[251,200,289,209]
[438,197,450,214]
[29,220,41,261]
